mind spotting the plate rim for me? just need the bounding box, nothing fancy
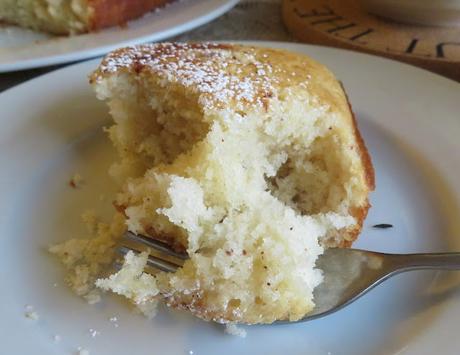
[1,40,460,355]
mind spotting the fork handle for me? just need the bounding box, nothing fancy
[388,252,460,271]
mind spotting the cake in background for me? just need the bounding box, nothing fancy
[0,0,172,35]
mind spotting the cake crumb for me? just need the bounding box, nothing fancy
[25,311,39,320]
[24,305,39,320]
[81,210,98,234]
[109,316,119,327]
[135,300,158,319]
[69,173,84,188]
[83,290,101,305]
[88,328,100,338]
[224,324,247,338]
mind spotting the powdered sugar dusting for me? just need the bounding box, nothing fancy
[93,43,291,111]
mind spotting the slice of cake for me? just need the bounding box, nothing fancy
[51,43,374,325]
[0,0,171,35]
[85,43,374,324]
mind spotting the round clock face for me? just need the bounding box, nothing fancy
[283,0,460,81]
[361,0,460,27]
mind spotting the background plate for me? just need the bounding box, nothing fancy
[0,42,460,354]
[0,0,238,72]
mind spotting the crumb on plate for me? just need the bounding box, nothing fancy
[224,323,247,338]
[88,328,100,338]
[24,305,39,320]
[69,173,84,188]
[25,311,39,320]
[109,316,119,327]
[83,289,101,305]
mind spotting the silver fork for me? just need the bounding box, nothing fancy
[118,231,460,321]
[118,231,188,273]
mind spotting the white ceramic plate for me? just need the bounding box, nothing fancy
[1,41,460,355]
[0,0,238,72]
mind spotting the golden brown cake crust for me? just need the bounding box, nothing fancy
[88,0,172,30]
[91,42,358,117]
[335,89,375,248]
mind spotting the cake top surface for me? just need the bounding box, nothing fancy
[90,42,344,112]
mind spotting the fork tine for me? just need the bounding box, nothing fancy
[124,231,188,260]
[118,245,180,273]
